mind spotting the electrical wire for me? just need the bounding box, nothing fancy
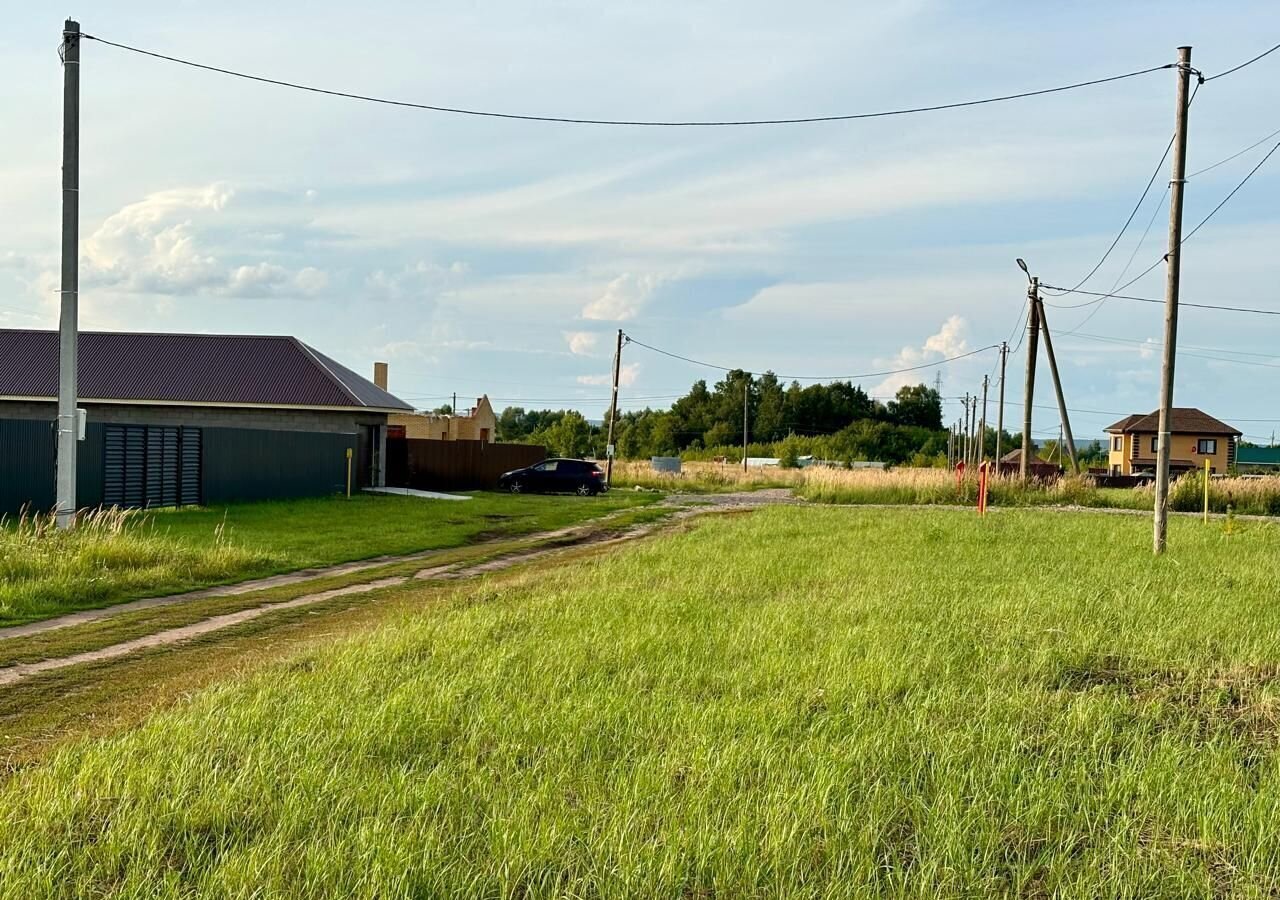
[1204,41,1280,82]
[1188,125,1280,178]
[1042,284,1280,316]
[622,335,998,381]
[80,33,1173,127]
[1181,137,1280,243]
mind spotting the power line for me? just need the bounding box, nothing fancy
[622,334,998,381]
[1180,137,1280,243]
[1043,137,1280,326]
[80,33,1173,127]
[1040,285,1280,316]
[1204,41,1280,82]
[1188,124,1280,178]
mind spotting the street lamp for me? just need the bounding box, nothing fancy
[1015,258,1031,282]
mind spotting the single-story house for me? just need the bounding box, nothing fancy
[1104,408,1240,476]
[997,448,1061,480]
[0,329,411,516]
[374,362,497,442]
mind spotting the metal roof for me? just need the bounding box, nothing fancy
[1103,408,1241,436]
[0,329,411,411]
[1237,446,1280,466]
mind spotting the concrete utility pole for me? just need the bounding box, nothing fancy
[947,423,954,466]
[979,374,989,463]
[962,393,971,465]
[1154,46,1193,555]
[1034,296,1079,473]
[1018,268,1040,481]
[995,341,1008,465]
[742,375,750,472]
[55,20,81,530]
[604,329,623,487]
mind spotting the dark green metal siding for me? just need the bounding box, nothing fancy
[76,423,105,509]
[0,419,55,517]
[1,416,359,513]
[202,427,355,503]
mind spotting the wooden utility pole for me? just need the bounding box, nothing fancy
[742,375,750,472]
[995,341,1008,464]
[604,329,623,486]
[452,392,457,414]
[979,374,989,463]
[1154,46,1193,555]
[947,423,954,466]
[55,20,81,530]
[1019,279,1040,481]
[962,393,971,466]
[1035,297,1079,473]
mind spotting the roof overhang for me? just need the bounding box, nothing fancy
[0,395,409,415]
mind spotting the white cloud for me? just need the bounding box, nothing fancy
[565,331,600,355]
[294,266,329,295]
[577,362,639,387]
[873,315,969,396]
[582,274,660,321]
[365,260,468,302]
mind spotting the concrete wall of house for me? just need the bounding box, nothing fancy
[0,401,386,514]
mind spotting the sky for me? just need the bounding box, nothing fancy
[2,1,1278,443]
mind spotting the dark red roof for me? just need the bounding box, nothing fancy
[0,329,410,411]
[1104,408,1240,436]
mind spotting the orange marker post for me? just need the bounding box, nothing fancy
[977,461,989,517]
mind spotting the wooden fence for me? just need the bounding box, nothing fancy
[386,439,546,491]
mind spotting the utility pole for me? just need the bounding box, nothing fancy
[742,375,750,472]
[1154,46,1193,555]
[995,342,1008,466]
[947,423,954,466]
[1019,273,1040,481]
[55,20,81,530]
[963,393,971,466]
[1035,296,1079,473]
[979,374,989,464]
[452,392,457,415]
[604,329,623,486]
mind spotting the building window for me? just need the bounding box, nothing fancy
[1198,438,1217,455]
[1112,437,1122,451]
[1151,436,1159,454]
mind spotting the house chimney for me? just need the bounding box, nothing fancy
[373,361,388,391]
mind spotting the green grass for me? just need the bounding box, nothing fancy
[0,492,657,627]
[4,507,1280,895]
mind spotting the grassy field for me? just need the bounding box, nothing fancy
[3,505,1280,896]
[615,459,1280,517]
[0,492,656,626]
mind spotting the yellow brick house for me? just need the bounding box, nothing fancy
[1104,408,1240,476]
[373,362,497,442]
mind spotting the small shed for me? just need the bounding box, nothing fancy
[996,449,1061,480]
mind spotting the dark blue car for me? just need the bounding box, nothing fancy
[497,458,606,496]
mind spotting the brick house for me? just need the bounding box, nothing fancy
[1104,408,1241,476]
[373,362,497,443]
[0,329,411,515]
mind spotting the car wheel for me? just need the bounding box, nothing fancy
[576,483,593,496]
[508,481,523,494]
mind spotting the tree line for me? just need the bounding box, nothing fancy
[500,372,952,464]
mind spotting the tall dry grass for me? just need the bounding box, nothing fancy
[0,507,278,624]
[612,460,1280,516]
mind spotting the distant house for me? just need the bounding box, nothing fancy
[1236,446,1280,473]
[374,363,497,443]
[997,448,1060,480]
[1104,408,1240,476]
[0,329,412,516]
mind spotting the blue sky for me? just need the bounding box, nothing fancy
[2,2,1278,442]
